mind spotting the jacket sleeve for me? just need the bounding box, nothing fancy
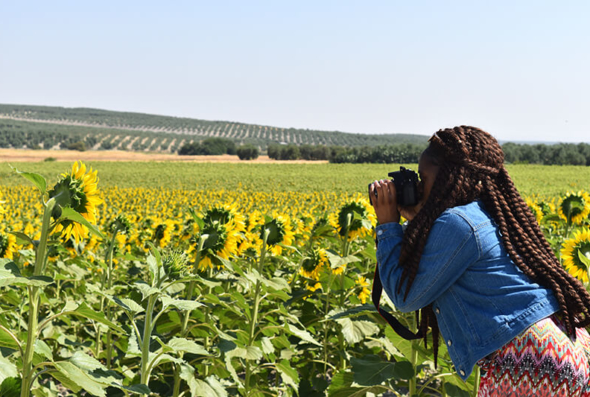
[376,210,480,312]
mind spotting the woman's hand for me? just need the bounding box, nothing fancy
[369,180,400,225]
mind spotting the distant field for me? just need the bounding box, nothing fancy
[0,160,588,198]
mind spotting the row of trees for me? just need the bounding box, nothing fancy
[503,142,590,166]
[267,143,428,163]
[267,142,590,165]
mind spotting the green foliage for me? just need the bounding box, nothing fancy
[67,141,86,151]
[178,138,236,156]
[2,162,588,198]
[236,144,259,160]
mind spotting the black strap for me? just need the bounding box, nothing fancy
[372,260,423,340]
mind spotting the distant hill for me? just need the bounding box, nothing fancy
[0,104,428,152]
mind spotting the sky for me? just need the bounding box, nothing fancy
[1,1,589,143]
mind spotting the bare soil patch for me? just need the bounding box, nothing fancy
[0,149,327,163]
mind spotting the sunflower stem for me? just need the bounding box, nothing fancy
[140,293,158,386]
[245,228,269,395]
[173,235,207,397]
[21,197,56,397]
[97,230,119,367]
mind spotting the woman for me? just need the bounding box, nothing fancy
[370,126,590,396]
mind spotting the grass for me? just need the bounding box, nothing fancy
[0,161,588,198]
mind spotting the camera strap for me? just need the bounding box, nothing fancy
[372,256,423,341]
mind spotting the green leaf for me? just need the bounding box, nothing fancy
[285,324,322,346]
[325,251,361,270]
[11,166,46,194]
[161,296,204,311]
[351,355,396,386]
[34,340,53,361]
[59,207,105,239]
[578,249,590,271]
[147,242,162,267]
[0,327,19,350]
[111,296,145,314]
[0,267,53,288]
[276,360,299,391]
[327,371,353,395]
[134,281,160,301]
[70,302,125,334]
[147,254,160,283]
[225,346,263,361]
[328,304,376,320]
[69,351,107,372]
[180,364,227,397]
[54,362,106,397]
[166,338,209,355]
[116,384,151,395]
[336,318,380,344]
[8,232,33,246]
[0,377,20,397]
[261,337,274,355]
[187,209,205,231]
[0,355,18,383]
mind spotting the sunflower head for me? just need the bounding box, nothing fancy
[355,275,371,304]
[300,248,329,280]
[332,198,376,240]
[561,229,590,283]
[558,191,590,225]
[109,214,132,235]
[203,206,232,225]
[195,220,239,271]
[162,249,189,280]
[0,233,17,259]
[48,161,103,242]
[203,204,245,232]
[526,198,543,224]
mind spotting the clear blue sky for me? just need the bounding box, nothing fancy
[1,1,589,143]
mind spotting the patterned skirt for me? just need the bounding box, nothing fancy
[477,315,590,397]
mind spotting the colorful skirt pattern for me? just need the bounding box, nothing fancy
[477,315,590,397]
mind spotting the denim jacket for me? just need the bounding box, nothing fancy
[376,200,559,380]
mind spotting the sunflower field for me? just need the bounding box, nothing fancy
[0,161,588,397]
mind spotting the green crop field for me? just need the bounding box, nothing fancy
[1,161,588,197]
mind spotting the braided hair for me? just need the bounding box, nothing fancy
[398,126,590,365]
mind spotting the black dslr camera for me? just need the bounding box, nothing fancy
[368,167,420,207]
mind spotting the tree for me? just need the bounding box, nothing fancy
[67,141,86,151]
[237,145,259,160]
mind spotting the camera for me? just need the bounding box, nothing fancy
[368,167,420,207]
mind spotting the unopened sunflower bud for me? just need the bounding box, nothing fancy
[162,249,189,280]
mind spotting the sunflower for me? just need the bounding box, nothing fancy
[261,214,294,256]
[194,221,240,272]
[561,229,590,283]
[355,276,371,304]
[203,204,246,233]
[108,214,132,235]
[526,198,543,224]
[153,220,176,248]
[48,161,103,243]
[300,247,329,281]
[558,191,590,225]
[0,233,17,259]
[330,197,376,241]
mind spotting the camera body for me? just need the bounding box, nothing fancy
[369,167,420,207]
